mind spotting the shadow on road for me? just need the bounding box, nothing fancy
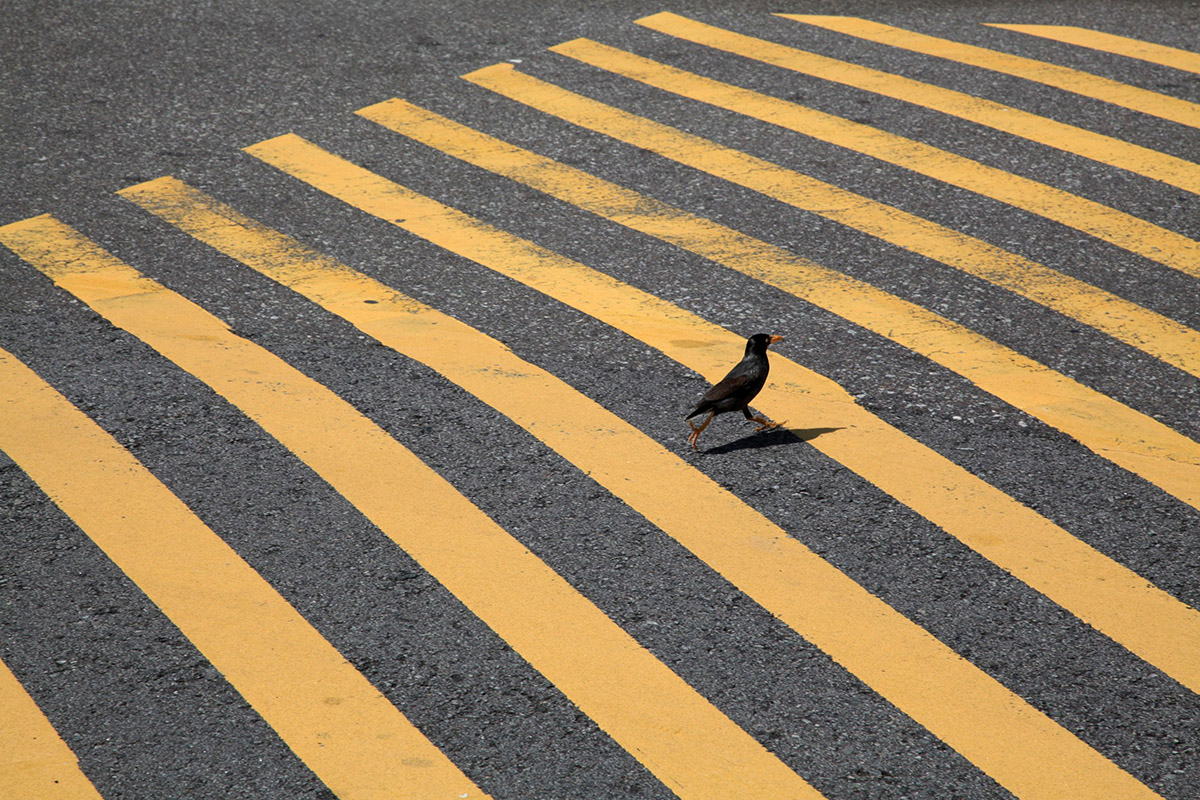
[701,426,844,455]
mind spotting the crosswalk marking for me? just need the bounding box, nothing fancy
[245,131,1180,800]
[461,62,1200,385]
[3,214,824,800]
[783,15,1200,129]
[245,129,1200,698]
[0,654,103,800]
[0,336,489,800]
[3,11,1195,799]
[549,37,1200,280]
[358,98,1200,518]
[636,12,1200,195]
[985,24,1200,74]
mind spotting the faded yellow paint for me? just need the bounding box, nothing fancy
[0,341,488,800]
[986,24,1200,75]
[0,655,103,800]
[549,37,1200,280]
[240,138,1173,800]
[2,214,823,800]
[461,62,1200,382]
[785,15,1200,129]
[637,12,1200,195]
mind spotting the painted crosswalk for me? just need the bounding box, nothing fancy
[0,337,489,800]
[463,61,1200,381]
[0,652,103,800]
[1,10,1197,800]
[985,24,1200,73]
[238,129,1200,696]
[543,37,1200,280]
[780,15,1200,129]
[639,12,1200,194]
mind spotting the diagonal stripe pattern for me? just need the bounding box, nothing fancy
[547,36,1200,280]
[1,214,825,800]
[2,10,1195,800]
[358,97,1200,515]
[637,12,1200,195]
[783,15,1200,129]
[0,337,490,800]
[985,24,1200,74]
[0,654,104,800]
[459,63,1200,383]
[460,61,1200,383]
[242,131,1200,697]
[243,132,1185,799]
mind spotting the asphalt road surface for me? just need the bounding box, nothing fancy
[2,1,1198,799]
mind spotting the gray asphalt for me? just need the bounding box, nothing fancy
[2,1,1198,798]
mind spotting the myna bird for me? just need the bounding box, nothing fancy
[686,333,783,450]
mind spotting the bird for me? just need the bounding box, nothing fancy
[686,333,783,450]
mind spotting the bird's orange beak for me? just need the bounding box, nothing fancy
[768,334,784,344]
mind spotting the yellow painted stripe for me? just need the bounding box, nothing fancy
[0,655,103,800]
[135,169,1200,708]
[243,134,1178,800]
[246,129,1200,695]
[986,24,1200,75]
[461,62,1200,384]
[1,215,821,800]
[357,98,1200,524]
[549,38,1200,281]
[785,15,1200,129]
[0,344,486,800]
[636,12,1200,195]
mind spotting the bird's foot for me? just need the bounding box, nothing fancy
[687,414,714,451]
[752,418,782,432]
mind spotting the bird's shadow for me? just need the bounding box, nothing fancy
[700,426,844,455]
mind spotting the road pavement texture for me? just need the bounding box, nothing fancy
[1,1,1198,798]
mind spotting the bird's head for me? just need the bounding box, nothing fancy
[746,333,783,354]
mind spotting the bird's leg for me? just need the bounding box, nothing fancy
[743,407,781,432]
[687,412,715,450]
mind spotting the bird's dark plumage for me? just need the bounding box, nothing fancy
[686,333,783,450]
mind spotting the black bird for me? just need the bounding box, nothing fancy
[686,333,783,450]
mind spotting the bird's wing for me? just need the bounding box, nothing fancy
[684,373,760,421]
[701,372,756,404]
[687,358,768,418]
